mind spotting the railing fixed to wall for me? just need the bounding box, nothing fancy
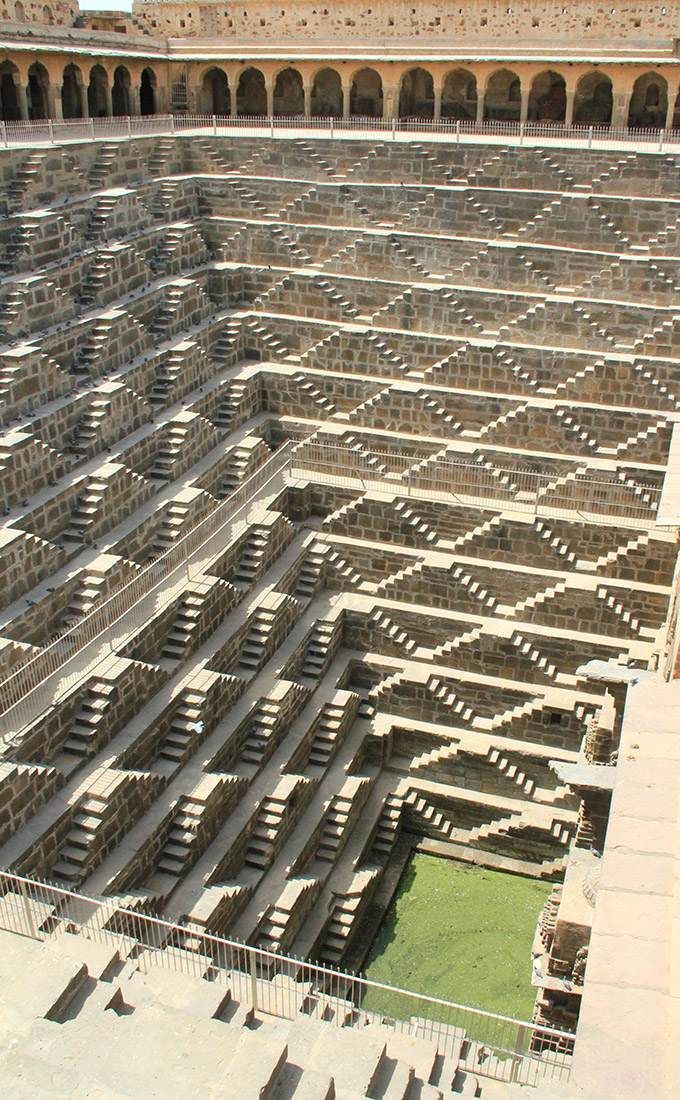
[1,111,679,152]
[290,438,665,525]
[0,441,293,745]
[0,439,665,741]
[0,870,574,1087]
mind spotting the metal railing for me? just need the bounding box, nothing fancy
[290,438,664,524]
[1,112,679,152]
[0,870,574,1087]
[0,438,664,740]
[0,441,293,743]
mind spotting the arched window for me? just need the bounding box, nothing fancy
[441,69,477,120]
[62,64,84,119]
[350,68,383,118]
[27,63,49,120]
[398,68,434,119]
[236,68,267,117]
[201,68,229,115]
[528,71,567,123]
[0,61,21,121]
[112,66,131,117]
[311,69,342,118]
[273,68,304,116]
[140,68,157,116]
[573,72,613,126]
[627,72,667,129]
[88,65,109,118]
[14,2,27,23]
[484,69,522,121]
[42,5,53,23]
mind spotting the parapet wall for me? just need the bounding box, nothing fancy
[0,0,78,26]
[131,0,678,45]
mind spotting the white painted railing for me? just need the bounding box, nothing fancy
[1,112,678,152]
[0,870,574,1087]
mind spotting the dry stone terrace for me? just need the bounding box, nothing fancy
[0,131,678,1095]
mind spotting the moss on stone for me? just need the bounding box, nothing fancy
[362,854,550,1022]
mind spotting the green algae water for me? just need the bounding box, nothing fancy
[362,854,550,1021]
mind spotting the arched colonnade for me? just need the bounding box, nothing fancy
[1,59,679,131]
[0,60,161,121]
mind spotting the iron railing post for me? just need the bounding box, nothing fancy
[19,878,38,939]
[249,948,259,1011]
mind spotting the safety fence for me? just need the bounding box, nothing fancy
[0,870,574,1087]
[0,441,293,743]
[0,438,665,740]
[1,111,679,152]
[290,438,664,524]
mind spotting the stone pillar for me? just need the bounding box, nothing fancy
[433,83,442,122]
[611,90,629,128]
[342,78,351,119]
[130,86,141,116]
[476,93,484,125]
[266,79,274,118]
[104,84,113,118]
[16,81,29,121]
[303,81,311,118]
[383,84,398,121]
[564,88,575,127]
[48,84,63,120]
[79,81,89,118]
[520,88,530,124]
[665,94,675,131]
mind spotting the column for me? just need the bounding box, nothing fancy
[564,87,575,128]
[266,79,274,118]
[16,81,29,121]
[49,84,63,120]
[342,78,351,119]
[104,84,113,118]
[79,81,89,118]
[382,83,398,121]
[130,86,141,116]
[611,89,629,128]
[303,81,311,119]
[475,92,484,125]
[665,94,675,131]
[520,87,530,124]
[433,82,442,122]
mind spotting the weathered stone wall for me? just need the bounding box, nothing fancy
[131,0,677,44]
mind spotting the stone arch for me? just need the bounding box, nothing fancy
[528,70,566,122]
[201,67,230,114]
[484,69,522,121]
[273,67,304,116]
[0,60,21,121]
[398,67,434,119]
[140,67,157,116]
[42,5,53,23]
[27,62,49,120]
[62,63,83,119]
[441,69,477,120]
[88,64,109,118]
[14,2,26,22]
[310,68,342,117]
[627,72,668,129]
[112,65,132,117]
[350,68,383,118]
[236,67,267,117]
[573,72,613,126]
